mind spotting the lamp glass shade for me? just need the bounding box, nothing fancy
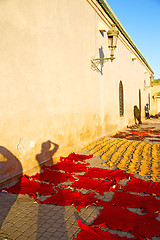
[108,36,113,48]
[112,35,118,48]
[107,24,119,49]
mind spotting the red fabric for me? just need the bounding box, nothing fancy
[75,220,138,240]
[123,177,160,196]
[130,130,160,136]
[1,151,160,239]
[93,201,160,240]
[44,161,89,173]
[82,168,131,181]
[60,152,93,162]
[37,188,99,212]
[112,129,160,141]
[71,176,114,195]
[129,130,150,136]
[149,130,160,135]
[29,168,75,185]
[111,191,160,213]
[1,175,55,199]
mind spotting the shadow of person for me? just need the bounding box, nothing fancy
[134,105,142,125]
[36,141,71,239]
[36,140,59,165]
[0,146,23,230]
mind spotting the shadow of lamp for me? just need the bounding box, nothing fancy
[91,24,119,67]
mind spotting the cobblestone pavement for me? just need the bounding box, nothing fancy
[0,157,118,240]
[83,119,160,181]
[0,119,160,240]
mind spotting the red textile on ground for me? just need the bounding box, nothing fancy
[129,131,150,136]
[37,188,99,212]
[2,151,160,239]
[60,152,93,162]
[29,168,75,185]
[130,130,160,136]
[110,191,160,213]
[82,168,131,181]
[71,176,114,195]
[44,161,89,173]
[93,201,160,240]
[149,130,160,135]
[1,175,55,199]
[123,177,160,196]
[74,220,138,240]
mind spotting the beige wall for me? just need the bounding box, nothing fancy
[0,0,153,184]
[150,83,160,115]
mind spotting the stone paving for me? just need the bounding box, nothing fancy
[0,119,160,240]
[84,137,160,182]
[0,156,115,240]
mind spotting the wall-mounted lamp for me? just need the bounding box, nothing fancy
[150,74,154,87]
[91,24,119,66]
[144,74,154,90]
[107,24,119,61]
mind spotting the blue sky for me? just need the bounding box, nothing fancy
[106,0,160,79]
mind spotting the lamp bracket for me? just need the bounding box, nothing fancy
[91,57,110,67]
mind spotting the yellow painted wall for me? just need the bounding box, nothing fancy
[150,83,160,115]
[0,0,153,185]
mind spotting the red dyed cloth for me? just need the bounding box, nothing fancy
[130,130,160,136]
[29,168,75,185]
[123,177,160,196]
[74,220,138,240]
[130,130,150,136]
[83,168,131,181]
[37,188,99,212]
[149,130,160,135]
[1,175,55,199]
[44,161,89,173]
[71,176,114,195]
[93,201,160,240]
[111,191,160,213]
[60,152,93,162]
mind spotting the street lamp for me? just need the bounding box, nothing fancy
[91,24,119,66]
[150,74,154,87]
[107,24,119,62]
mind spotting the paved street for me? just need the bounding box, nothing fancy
[0,119,160,240]
[84,119,160,182]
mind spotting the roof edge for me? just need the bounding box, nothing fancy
[97,0,154,74]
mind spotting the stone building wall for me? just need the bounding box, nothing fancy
[0,0,153,184]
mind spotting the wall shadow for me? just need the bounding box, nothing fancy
[99,46,105,75]
[0,141,70,239]
[0,146,23,229]
[91,46,105,74]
